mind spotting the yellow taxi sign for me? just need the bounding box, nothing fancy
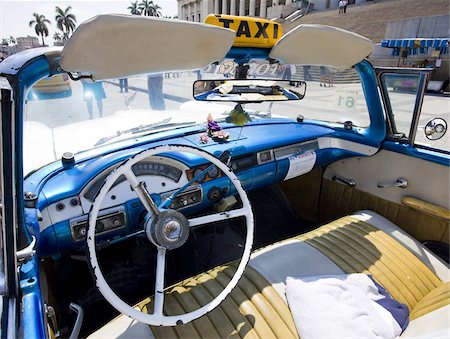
[204,14,282,48]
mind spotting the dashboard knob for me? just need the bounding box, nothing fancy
[96,221,105,232]
[207,187,222,202]
[344,121,353,130]
[78,227,86,237]
[62,152,75,167]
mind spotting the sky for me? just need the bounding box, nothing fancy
[0,0,178,42]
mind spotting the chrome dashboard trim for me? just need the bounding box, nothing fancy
[69,206,127,242]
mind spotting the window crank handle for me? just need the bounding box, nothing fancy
[377,178,408,188]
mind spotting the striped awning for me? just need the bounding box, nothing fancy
[381,38,448,56]
[381,38,448,49]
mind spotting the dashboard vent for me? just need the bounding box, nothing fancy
[231,154,258,171]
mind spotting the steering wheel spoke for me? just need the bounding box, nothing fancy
[125,171,160,217]
[153,247,167,316]
[188,206,250,228]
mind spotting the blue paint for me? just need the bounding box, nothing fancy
[225,47,271,63]
[251,162,277,190]
[24,208,42,242]
[0,47,61,76]
[354,61,386,146]
[382,141,450,167]
[26,122,334,207]
[38,225,59,257]
[19,257,47,339]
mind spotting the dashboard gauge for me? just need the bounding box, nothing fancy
[207,187,222,202]
[207,166,219,179]
[132,162,182,182]
[194,168,206,183]
[83,162,183,202]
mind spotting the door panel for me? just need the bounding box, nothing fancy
[320,149,449,244]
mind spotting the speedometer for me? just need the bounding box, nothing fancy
[83,162,183,202]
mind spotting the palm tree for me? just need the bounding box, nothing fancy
[53,32,62,42]
[128,1,141,15]
[29,13,51,46]
[139,0,161,17]
[55,6,77,41]
[150,3,162,17]
[139,0,152,16]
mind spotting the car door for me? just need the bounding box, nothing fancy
[2,73,51,338]
[0,78,20,337]
[319,69,449,261]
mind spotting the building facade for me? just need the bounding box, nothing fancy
[0,36,41,58]
[16,36,40,49]
[178,0,369,22]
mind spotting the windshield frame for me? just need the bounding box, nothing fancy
[0,80,20,337]
[14,49,388,176]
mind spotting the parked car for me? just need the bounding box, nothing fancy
[28,73,72,100]
[0,14,448,338]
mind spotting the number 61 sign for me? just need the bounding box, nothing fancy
[334,89,358,111]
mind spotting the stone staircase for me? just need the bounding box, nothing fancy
[284,2,312,23]
[291,65,361,84]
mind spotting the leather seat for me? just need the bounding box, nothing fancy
[89,210,450,338]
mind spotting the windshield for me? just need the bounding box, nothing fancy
[24,62,370,174]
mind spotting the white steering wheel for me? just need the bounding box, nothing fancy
[86,144,254,326]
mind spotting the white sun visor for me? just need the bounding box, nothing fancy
[269,24,373,70]
[60,14,235,80]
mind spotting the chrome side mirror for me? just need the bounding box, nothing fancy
[424,118,447,140]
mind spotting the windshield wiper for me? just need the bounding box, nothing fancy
[131,121,197,135]
[94,118,172,146]
[94,118,198,146]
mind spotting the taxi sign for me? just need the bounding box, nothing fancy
[204,14,282,48]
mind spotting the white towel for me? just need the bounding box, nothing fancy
[285,274,402,339]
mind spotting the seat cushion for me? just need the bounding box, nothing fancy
[295,213,443,310]
[89,211,450,338]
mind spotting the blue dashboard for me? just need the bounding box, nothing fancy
[23,119,378,257]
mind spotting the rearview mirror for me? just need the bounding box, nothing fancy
[193,79,306,103]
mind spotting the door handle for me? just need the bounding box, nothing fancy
[332,175,356,187]
[377,178,408,188]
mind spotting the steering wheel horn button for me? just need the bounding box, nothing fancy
[164,220,182,240]
[146,209,189,250]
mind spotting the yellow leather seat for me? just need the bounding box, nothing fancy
[89,211,450,338]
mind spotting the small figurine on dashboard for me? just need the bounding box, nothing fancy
[206,113,229,142]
